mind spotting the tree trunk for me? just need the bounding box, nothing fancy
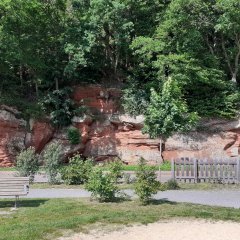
[19,65,23,87]
[35,82,39,98]
[158,138,164,181]
[55,78,59,90]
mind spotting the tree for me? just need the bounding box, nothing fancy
[215,0,240,83]
[142,77,199,161]
[123,0,240,120]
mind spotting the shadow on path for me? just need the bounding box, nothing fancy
[0,199,48,208]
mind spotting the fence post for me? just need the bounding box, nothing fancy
[237,158,240,184]
[194,159,198,183]
[171,159,175,180]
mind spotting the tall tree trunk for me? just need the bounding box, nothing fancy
[19,65,23,87]
[55,78,59,90]
[35,82,39,98]
[158,138,164,181]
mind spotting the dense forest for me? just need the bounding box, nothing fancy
[0,0,240,125]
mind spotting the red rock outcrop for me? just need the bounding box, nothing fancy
[73,85,121,114]
[2,85,240,167]
[163,120,240,160]
[29,120,55,152]
[0,109,26,167]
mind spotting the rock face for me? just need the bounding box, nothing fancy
[0,109,26,167]
[163,120,240,160]
[73,85,121,114]
[28,120,55,152]
[2,85,240,167]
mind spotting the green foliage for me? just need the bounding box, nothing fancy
[16,147,39,182]
[122,81,149,116]
[40,88,84,127]
[165,179,179,190]
[43,142,63,184]
[61,154,94,185]
[134,158,160,204]
[143,78,199,140]
[108,160,123,183]
[85,168,119,202]
[67,127,81,145]
[160,161,171,171]
[0,0,240,122]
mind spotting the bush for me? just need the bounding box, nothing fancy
[43,142,63,184]
[108,159,123,183]
[134,158,160,205]
[16,147,39,183]
[165,179,179,190]
[85,168,118,202]
[40,88,86,127]
[61,154,93,185]
[67,127,81,145]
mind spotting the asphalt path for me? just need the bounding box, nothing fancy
[1,189,240,208]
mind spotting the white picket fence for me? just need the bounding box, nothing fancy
[171,158,240,183]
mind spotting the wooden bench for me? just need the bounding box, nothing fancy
[0,177,30,208]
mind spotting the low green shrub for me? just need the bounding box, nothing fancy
[61,154,93,185]
[85,168,118,202]
[16,147,39,183]
[43,142,63,184]
[135,158,160,205]
[108,159,123,183]
[165,179,179,190]
[67,127,81,145]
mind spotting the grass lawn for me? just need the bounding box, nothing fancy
[1,198,240,240]
[0,162,171,173]
[0,167,15,171]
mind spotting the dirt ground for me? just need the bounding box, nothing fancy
[58,219,240,240]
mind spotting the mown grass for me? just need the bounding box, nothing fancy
[1,198,240,240]
[100,161,171,171]
[0,167,16,172]
[0,161,172,173]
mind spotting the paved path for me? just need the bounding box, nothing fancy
[0,171,172,183]
[1,189,240,208]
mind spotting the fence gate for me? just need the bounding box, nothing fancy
[171,158,240,183]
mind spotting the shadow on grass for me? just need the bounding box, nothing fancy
[148,198,177,205]
[0,199,48,208]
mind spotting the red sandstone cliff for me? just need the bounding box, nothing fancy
[1,85,240,167]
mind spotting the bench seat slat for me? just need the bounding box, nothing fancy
[0,187,25,192]
[0,182,29,186]
[0,192,28,196]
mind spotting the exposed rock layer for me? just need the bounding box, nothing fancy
[1,85,240,167]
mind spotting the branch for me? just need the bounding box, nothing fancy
[233,35,240,82]
[205,35,214,55]
[221,34,233,76]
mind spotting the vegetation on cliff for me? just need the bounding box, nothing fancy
[0,0,239,122]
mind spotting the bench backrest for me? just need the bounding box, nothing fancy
[0,177,29,196]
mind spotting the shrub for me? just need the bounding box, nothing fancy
[43,142,63,184]
[67,127,81,145]
[165,179,179,190]
[40,88,86,127]
[108,159,123,183]
[134,158,160,205]
[85,168,118,202]
[16,147,39,183]
[61,154,93,185]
